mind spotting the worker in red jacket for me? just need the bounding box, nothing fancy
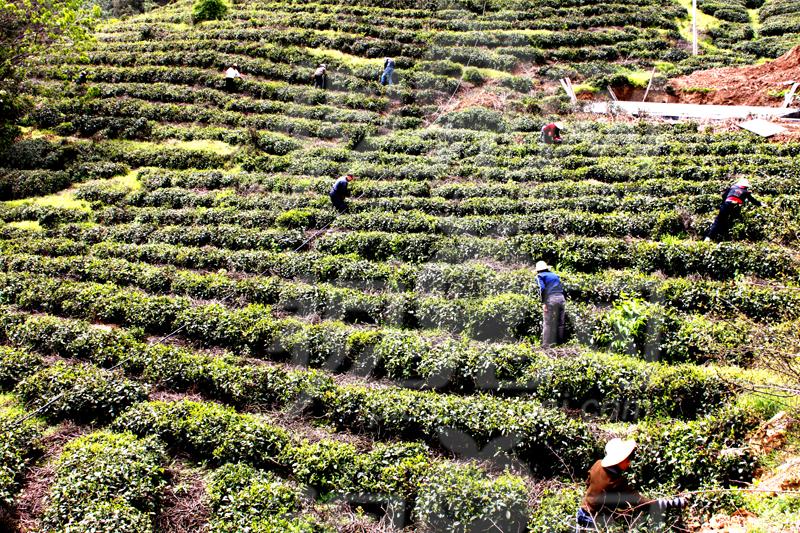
[704,177,764,242]
[541,122,564,144]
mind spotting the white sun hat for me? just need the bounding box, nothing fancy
[554,122,565,129]
[534,261,550,272]
[735,177,751,188]
[601,438,637,468]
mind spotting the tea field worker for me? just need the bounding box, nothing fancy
[576,438,688,531]
[330,173,356,213]
[535,261,566,348]
[75,71,87,85]
[380,57,396,86]
[704,176,763,242]
[313,64,328,90]
[224,64,243,92]
[540,121,564,144]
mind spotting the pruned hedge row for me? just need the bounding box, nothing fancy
[5,235,800,323]
[42,431,167,533]
[0,402,44,509]
[0,309,597,472]
[0,297,737,428]
[0,345,147,424]
[207,463,332,532]
[29,219,799,279]
[0,269,764,368]
[759,0,800,37]
[132,169,800,202]
[0,137,128,200]
[114,399,530,531]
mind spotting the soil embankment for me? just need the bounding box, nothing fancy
[669,46,800,106]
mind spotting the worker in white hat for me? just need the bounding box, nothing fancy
[577,438,687,530]
[313,63,328,90]
[704,176,764,242]
[535,260,566,348]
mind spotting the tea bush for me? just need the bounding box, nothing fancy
[16,361,147,423]
[42,431,166,531]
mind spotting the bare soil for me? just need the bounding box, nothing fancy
[11,422,89,533]
[669,46,800,107]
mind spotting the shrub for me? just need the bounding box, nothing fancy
[42,431,166,531]
[528,486,582,533]
[67,501,154,533]
[16,361,147,424]
[206,463,327,533]
[439,107,506,132]
[281,440,358,494]
[462,68,485,86]
[415,462,529,533]
[0,406,44,507]
[0,347,44,389]
[113,400,290,466]
[192,0,228,23]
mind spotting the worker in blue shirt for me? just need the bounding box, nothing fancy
[381,57,396,86]
[535,260,566,348]
[330,174,356,213]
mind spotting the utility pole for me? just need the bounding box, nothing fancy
[692,0,699,55]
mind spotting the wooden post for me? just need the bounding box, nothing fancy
[783,82,799,108]
[692,0,698,56]
[642,67,657,102]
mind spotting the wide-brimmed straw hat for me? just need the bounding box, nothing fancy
[601,438,637,467]
[534,261,550,272]
[735,177,751,188]
[554,122,565,129]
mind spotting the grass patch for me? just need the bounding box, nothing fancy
[683,86,716,94]
[748,8,761,31]
[5,221,43,231]
[500,28,552,36]
[6,188,90,211]
[305,48,383,68]
[626,70,655,88]
[163,139,237,155]
[572,83,599,95]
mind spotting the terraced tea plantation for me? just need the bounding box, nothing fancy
[1,0,800,531]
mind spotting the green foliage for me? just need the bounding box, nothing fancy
[0,404,44,507]
[0,0,99,143]
[0,346,44,389]
[528,486,582,533]
[16,361,147,424]
[42,431,166,531]
[113,400,290,466]
[282,439,358,494]
[192,0,228,23]
[207,463,328,533]
[415,462,529,533]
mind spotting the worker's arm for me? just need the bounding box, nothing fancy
[745,192,762,207]
[537,275,546,302]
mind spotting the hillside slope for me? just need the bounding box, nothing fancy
[1,0,800,532]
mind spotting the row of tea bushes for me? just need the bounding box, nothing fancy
[0,304,738,426]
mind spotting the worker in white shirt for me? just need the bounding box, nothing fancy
[225,64,243,92]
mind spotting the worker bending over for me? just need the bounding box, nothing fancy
[224,64,243,92]
[704,177,764,242]
[330,174,356,213]
[541,122,563,144]
[313,64,328,90]
[535,261,566,348]
[577,438,687,530]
